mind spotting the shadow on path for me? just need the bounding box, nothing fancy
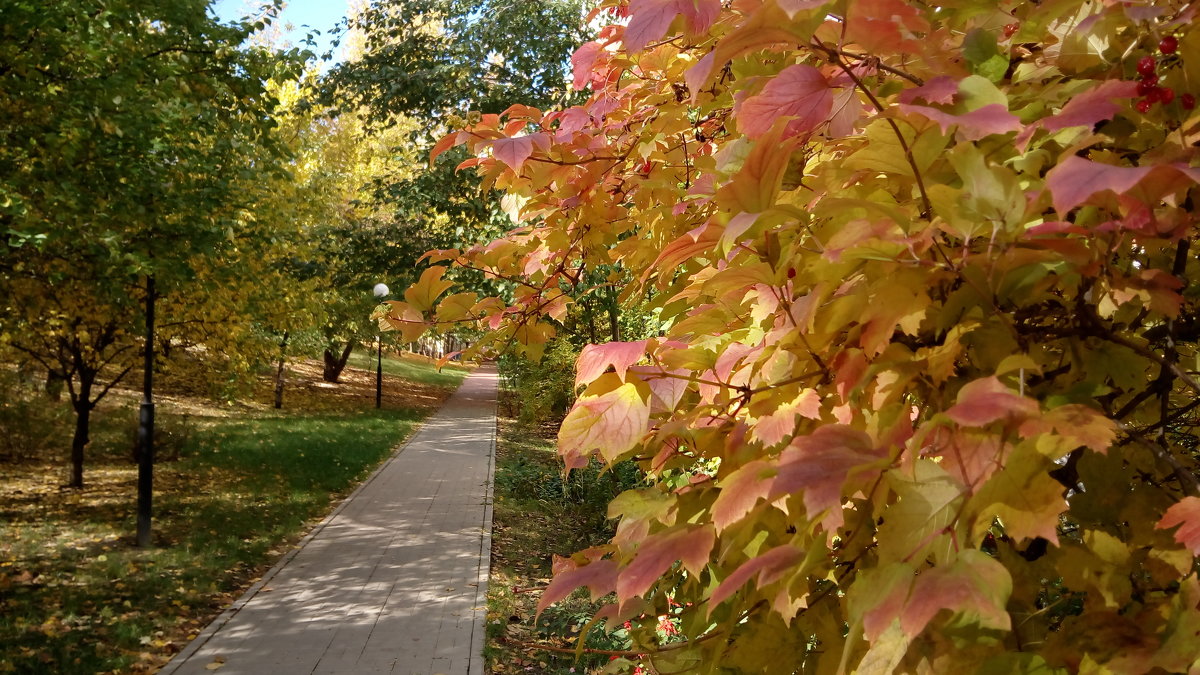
[160,366,498,675]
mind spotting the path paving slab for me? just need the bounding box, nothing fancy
[160,365,498,675]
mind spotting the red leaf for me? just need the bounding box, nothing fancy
[1044,157,1200,214]
[898,103,1022,141]
[576,340,649,388]
[736,64,833,138]
[897,75,959,105]
[775,426,885,532]
[711,459,775,532]
[713,425,885,533]
[1042,79,1139,132]
[945,376,1038,427]
[617,525,714,600]
[623,0,678,53]
[571,40,604,91]
[900,551,1012,637]
[1157,497,1200,555]
[491,133,549,173]
[538,559,618,615]
[708,545,804,610]
[624,0,720,53]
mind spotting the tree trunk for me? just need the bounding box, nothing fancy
[606,286,621,342]
[273,332,289,410]
[322,342,354,382]
[69,374,94,489]
[46,371,65,401]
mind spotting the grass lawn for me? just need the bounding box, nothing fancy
[346,348,470,389]
[0,356,467,674]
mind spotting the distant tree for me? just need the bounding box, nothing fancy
[0,0,301,486]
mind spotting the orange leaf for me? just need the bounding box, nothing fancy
[575,340,648,388]
[1157,497,1200,555]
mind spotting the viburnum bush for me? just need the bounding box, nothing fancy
[382,0,1200,671]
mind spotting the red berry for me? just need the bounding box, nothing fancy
[1160,36,1178,55]
[1146,87,1162,104]
[1183,93,1197,110]
[787,268,796,279]
[1136,98,1153,113]
[1137,55,1157,77]
[1137,80,1155,96]
[1160,87,1176,105]
[1141,73,1159,87]
[1003,23,1019,39]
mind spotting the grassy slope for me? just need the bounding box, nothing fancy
[0,354,466,674]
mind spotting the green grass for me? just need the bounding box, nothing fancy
[346,349,470,389]
[0,407,424,674]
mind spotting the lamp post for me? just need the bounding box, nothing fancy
[373,283,389,409]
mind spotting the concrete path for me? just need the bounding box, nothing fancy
[161,365,498,675]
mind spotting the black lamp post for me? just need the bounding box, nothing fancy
[373,283,389,409]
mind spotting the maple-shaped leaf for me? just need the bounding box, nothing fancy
[575,340,649,388]
[751,389,821,447]
[1044,156,1200,214]
[491,133,549,173]
[537,558,618,616]
[379,300,428,343]
[404,266,455,313]
[736,64,833,138]
[616,525,714,600]
[708,545,804,610]
[1018,404,1117,455]
[898,103,1021,141]
[901,550,1013,637]
[714,425,884,533]
[946,376,1039,427]
[558,382,649,468]
[970,444,1066,544]
[429,130,465,166]
[1157,497,1200,555]
[711,458,775,532]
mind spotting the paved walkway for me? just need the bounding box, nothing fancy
[161,365,498,675]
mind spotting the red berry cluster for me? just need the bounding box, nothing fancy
[1134,36,1196,113]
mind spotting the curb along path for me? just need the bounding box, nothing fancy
[161,365,499,675]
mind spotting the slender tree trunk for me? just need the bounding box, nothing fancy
[273,332,289,410]
[69,374,94,489]
[606,286,621,342]
[322,342,354,382]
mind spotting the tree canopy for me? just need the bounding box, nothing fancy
[386,0,1200,671]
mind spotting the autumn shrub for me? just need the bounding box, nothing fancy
[501,339,580,427]
[0,369,72,462]
[389,0,1200,672]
